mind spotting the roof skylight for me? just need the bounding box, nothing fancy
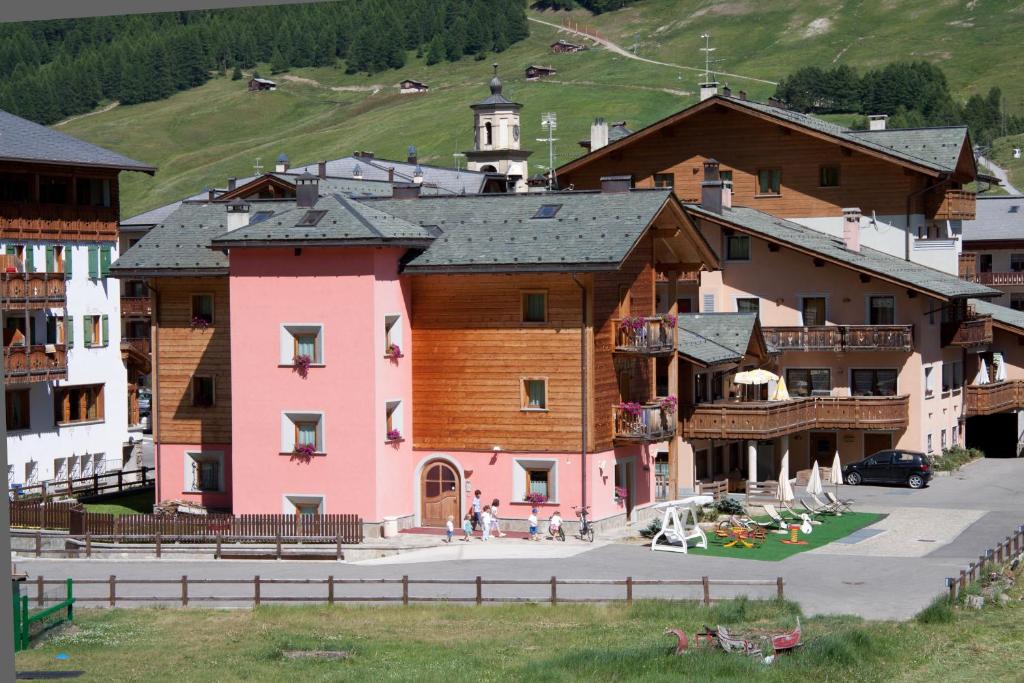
[532,204,562,219]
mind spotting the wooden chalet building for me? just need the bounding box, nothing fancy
[551,39,587,54]
[399,79,429,94]
[248,78,276,92]
[960,195,1024,309]
[525,65,557,81]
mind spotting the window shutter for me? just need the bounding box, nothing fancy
[25,246,34,272]
[702,294,715,312]
[101,315,109,346]
[65,316,74,348]
[4,246,14,256]
[88,246,99,278]
[46,246,55,273]
[83,316,93,347]
[64,246,73,277]
[99,246,112,277]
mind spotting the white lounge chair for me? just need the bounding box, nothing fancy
[825,491,853,513]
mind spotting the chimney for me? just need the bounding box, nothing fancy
[738,90,747,101]
[226,199,251,231]
[275,153,289,173]
[387,167,395,183]
[767,96,786,109]
[590,118,609,152]
[722,84,732,98]
[392,182,421,200]
[700,159,724,214]
[842,207,862,252]
[206,187,215,201]
[407,145,418,165]
[354,151,375,160]
[699,81,718,102]
[868,114,888,131]
[600,175,631,193]
[295,172,319,208]
[227,177,237,191]
[317,161,327,179]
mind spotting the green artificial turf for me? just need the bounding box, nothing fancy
[686,512,885,561]
[83,491,155,516]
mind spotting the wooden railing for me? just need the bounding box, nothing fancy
[614,316,676,354]
[977,271,1024,286]
[73,511,364,543]
[10,466,152,501]
[697,479,728,502]
[959,252,977,282]
[3,344,68,383]
[9,500,79,530]
[928,188,976,221]
[964,380,1024,417]
[744,481,779,506]
[0,200,118,238]
[613,402,676,443]
[682,395,909,440]
[941,315,993,347]
[121,337,151,357]
[120,296,152,316]
[763,325,913,352]
[1,272,66,309]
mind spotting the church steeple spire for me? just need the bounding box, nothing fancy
[465,64,532,193]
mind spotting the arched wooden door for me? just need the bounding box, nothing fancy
[421,461,460,527]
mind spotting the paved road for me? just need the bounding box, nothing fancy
[979,155,1021,195]
[15,459,1024,620]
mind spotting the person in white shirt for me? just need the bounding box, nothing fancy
[444,515,454,543]
[471,491,482,531]
[490,498,506,537]
[480,505,492,541]
[528,508,539,541]
[548,511,563,539]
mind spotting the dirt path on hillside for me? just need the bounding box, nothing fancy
[978,155,1021,195]
[529,16,777,86]
[280,74,383,95]
[54,101,120,127]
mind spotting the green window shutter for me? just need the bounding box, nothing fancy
[83,316,93,347]
[5,246,14,256]
[64,245,73,277]
[99,246,112,278]
[46,246,55,273]
[101,315,109,346]
[65,316,73,348]
[88,246,99,279]
[25,246,34,272]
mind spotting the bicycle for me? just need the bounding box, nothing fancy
[573,505,595,543]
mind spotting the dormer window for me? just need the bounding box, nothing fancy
[296,210,327,227]
[532,204,562,219]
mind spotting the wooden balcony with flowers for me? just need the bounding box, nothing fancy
[941,311,993,348]
[120,296,152,317]
[613,397,677,444]
[964,380,1024,417]
[3,344,68,383]
[763,325,913,352]
[1,272,66,310]
[613,315,677,356]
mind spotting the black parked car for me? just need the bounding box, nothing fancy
[843,449,932,489]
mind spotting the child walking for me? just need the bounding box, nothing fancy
[490,498,506,538]
[445,515,454,543]
[528,508,539,541]
[480,505,492,541]
[461,512,473,541]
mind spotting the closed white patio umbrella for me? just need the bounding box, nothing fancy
[994,353,1007,382]
[806,460,824,498]
[771,375,791,401]
[974,357,990,385]
[733,369,779,385]
[777,449,793,502]
[830,451,843,495]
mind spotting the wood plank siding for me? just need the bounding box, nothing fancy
[558,105,930,218]
[0,162,120,241]
[153,277,231,444]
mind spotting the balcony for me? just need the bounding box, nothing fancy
[941,315,993,348]
[0,200,118,239]
[927,189,976,221]
[121,296,152,317]
[614,316,676,355]
[763,325,913,352]
[959,252,977,282]
[681,395,909,440]
[3,344,68,383]
[613,402,677,443]
[1,272,66,309]
[977,272,1024,286]
[121,338,152,375]
[964,380,1024,417]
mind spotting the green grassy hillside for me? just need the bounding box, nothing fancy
[57,2,1024,217]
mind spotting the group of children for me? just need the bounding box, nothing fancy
[443,490,564,542]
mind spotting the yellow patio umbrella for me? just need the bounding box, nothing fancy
[733,369,779,385]
[770,375,790,401]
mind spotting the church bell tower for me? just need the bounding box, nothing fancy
[465,64,532,193]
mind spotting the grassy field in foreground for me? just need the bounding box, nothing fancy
[82,491,155,516]
[14,591,1024,682]
[688,512,883,561]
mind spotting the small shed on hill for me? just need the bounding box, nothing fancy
[400,79,429,94]
[551,40,586,54]
[525,65,557,81]
[248,77,277,92]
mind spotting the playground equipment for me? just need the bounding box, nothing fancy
[650,495,712,554]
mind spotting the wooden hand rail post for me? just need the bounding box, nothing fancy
[155,533,161,559]
[254,576,261,607]
[36,577,44,608]
[776,577,784,600]
[109,575,116,607]
[336,533,342,561]
[550,576,557,605]
[327,576,334,606]
[475,576,482,605]
[86,533,92,558]
[276,534,282,560]
[117,470,123,493]
[215,535,222,560]
[402,575,409,606]
[702,576,710,606]
[626,576,633,606]
[181,575,188,607]
[35,531,41,558]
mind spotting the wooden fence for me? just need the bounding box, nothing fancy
[9,500,78,530]
[698,479,728,502]
[946,524,1024,603]
[71,511,363,543]
[25,574,785,608]
[10,466,153,500]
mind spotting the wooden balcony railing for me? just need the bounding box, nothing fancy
[763,325,913,352]
[3,344,68,383]
[681,395,909,440]
[941,315,993,348]
[120,296,152,317]
[0,200,118,239]
[959,252,978,282]
[1,272,66,309]
[121,337,151,357]
[927,189,976,221]
[614,316,676,355]
[613,402,677,443]
[964,380,1024,417]
[977,271,1024,286]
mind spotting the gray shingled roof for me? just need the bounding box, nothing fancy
[685,203,999,300]
[211,194,434,247]
[970,298,1024,332]
[0,109,155,173]
[961,195,1024,242]
[678,313,759,366]
[365,189,673,273]
[292,158,485,195]
[110,201,236,275]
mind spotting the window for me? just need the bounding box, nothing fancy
[927,434,933,454]
[521,378,547,410]
[979,254,992,273]
[6,389,30,431]
[83,315,108,348]
[54,384,104,425]
[282,412,324,454]
[942,362,963,393]
[185,451,223,492]
[719,170,733,188]
[192,376,215,407]
[46,245,63,273]
[801,297,827,326]
[1011,294,1024,312]
[785,369,831,397]
[383,315,401,357]
[736,297,759,315]
[39,176,70,204]
[941,430,947,450]
[819,166,840,187]
[75,178,111,207]
[484,121,493,146]
[532,204,562,219]
[952,425,959,445]
[296,210,327,227]
[924,366,934,397]
[53,458,67,481]
[701,293,715,313]
[851,369,897,397]
[1012,254,1024,272]
[694,373,709,404]
[285,495,324,515]
[281,324,323,365]
[653,173,674,189]
[385,400,403,440]
[527,468,550,498]
[191,294,214,325]
[522,291,547,323]
[0,173,31,202]
[514,459,557,502]
[868,296,895,325]
[756,169,781,196]
[24,462,38,485]
[725,234,750,261]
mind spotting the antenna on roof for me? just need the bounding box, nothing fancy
[452,152,466,172]
[698,33,725,101]
[253,157,263,175]
[537,112,558,190]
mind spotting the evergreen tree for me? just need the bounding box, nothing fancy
[231,64,243,80]
[269,47,288,74]
[425,35,445,66]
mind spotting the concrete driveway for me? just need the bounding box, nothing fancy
[15,459,1024,621]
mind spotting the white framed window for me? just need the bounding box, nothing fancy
[281,412,325,454]
[81,454,94,477]
[184,451,224,492]
[941,430,947,450]
[384,314,403,356]
[385,400,404,441]
[283,494,325,515]
[927,433,933,454]
[513,459,558,503]
[68,455,80,480]
[924,365,935,397]
[952,425,959,445]
[53,458,67,481]
[24,462,38,485]
[280,324,324,365]
[521,378,548,411]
